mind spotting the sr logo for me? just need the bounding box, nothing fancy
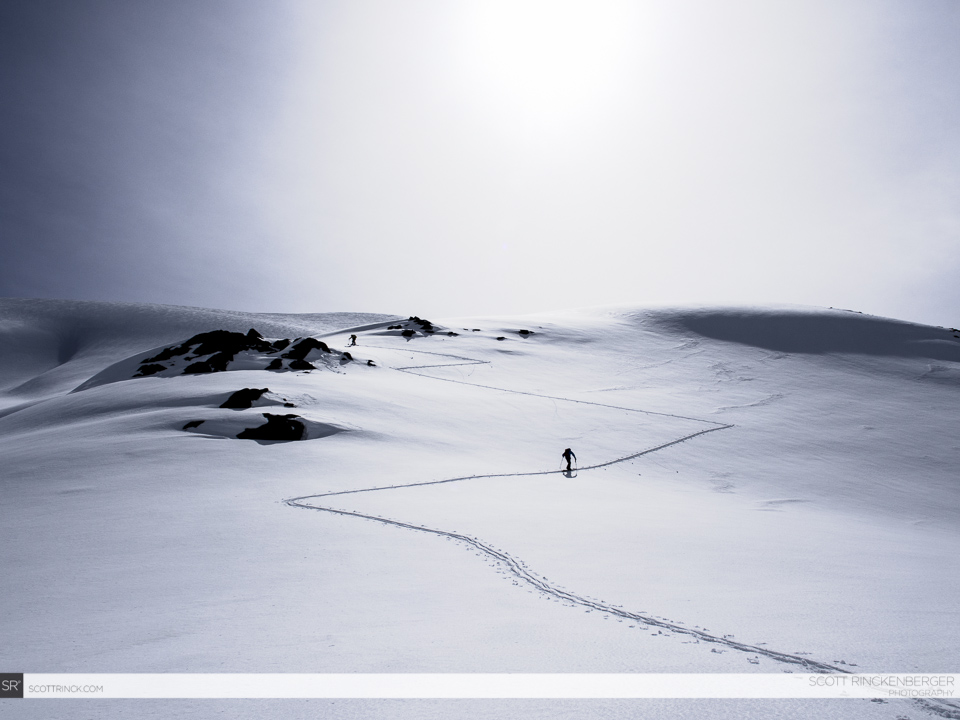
[1,674,24,698]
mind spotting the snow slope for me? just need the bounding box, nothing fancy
[1,299,958,720]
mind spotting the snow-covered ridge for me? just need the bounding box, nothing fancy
[638,305,960,359]
[2,298,959,718]
[3,299,957,404]
[73,330,370,393]
[71,316,494,393]
[0,297,399,407]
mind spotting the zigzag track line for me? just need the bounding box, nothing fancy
[367,343,727,427]
[285,496,843,675]
[288,426,729,501]
[286,338,960,718]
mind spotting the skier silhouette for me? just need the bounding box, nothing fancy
[348,334,357,347]
[561,447,576,472]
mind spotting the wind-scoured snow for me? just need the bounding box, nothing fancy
[1,298,958,720]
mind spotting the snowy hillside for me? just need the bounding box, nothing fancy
[1,298,958,720]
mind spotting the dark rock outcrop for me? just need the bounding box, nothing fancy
[220,388,269,409]
[237,413,306,441]
[408,316,434,331]
[382,316,457,341]
[282,337,331,360]
[145,329,274,365]
[132,328,365,379]
[288,359,316,370]
[183,351,233,374]
[136,363,167,377]
[144,329,275,375]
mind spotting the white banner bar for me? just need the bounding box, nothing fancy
[17,674,960,700]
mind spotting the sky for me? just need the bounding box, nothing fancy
[1,0,959,326]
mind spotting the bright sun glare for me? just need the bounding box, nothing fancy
[455,0,641,140]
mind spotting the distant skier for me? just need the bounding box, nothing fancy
[561,447,576,472]
[348,334,357,347]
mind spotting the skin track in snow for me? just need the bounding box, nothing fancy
[283,340,959,718]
